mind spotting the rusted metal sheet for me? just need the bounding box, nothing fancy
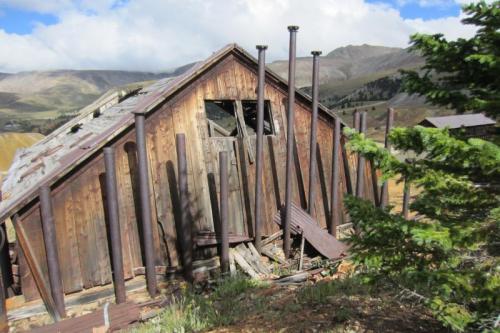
[274,203,348,260]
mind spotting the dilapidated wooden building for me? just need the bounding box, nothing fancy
[0,44,377,324]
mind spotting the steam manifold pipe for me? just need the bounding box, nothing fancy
[380,108,394,208]
[103,147,126,304]
[283,25,299,259]
[219,151,229,273]
[39,185,66,318]
[307,50,322,217]
[254,45,267,254]
[330,117,341,237]
[355,111,367,198]
[134,112,157,296]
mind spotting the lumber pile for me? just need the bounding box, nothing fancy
[229,243,272,278]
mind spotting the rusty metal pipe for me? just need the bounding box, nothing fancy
[353,110,360,131]
[307,50,322,217]
[283,25,299,259]
[402,179,410,219]
[355,112,367,198]
[0,266,7,333]
[39,185,66,318]
[380,108,394,208]
[329,117,341,237]
[103,147,126,304]
[254,45,267,254]
[176,133,193,282]
[219,151,229,273]
[134,112,157,297]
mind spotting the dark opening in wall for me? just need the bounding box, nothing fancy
[241,100,274,136]
[205,100,238,137]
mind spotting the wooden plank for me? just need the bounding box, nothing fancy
[230,249,259,278]
[13,215,60,322]
[52,185,83,294]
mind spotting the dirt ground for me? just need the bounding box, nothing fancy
[207,281,444,333]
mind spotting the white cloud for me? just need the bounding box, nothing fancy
[0,0,480,72]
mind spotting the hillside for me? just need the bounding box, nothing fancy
[268,44,424,90]
[0,44,433,139]
[0,132,44,173]
[0,70,181,134]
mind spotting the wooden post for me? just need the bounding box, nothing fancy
[355,112,367,198]
[39,186,66,318]
[134,112,157,297]
[254,45,267,254]
[13,214,60,322]
[283,25,299,259]
[219,152,229,273]
[329,117,341,237]
[380,108,394,208]
[103,147,126,304]
[176,134,193,282]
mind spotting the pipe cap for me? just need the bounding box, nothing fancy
[287,25,299,31]
[256,45,268,50]
[311,51,322,56]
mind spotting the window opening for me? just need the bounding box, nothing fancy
[241,100,274,136]
[205,100,238,137]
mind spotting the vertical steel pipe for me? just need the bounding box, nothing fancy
[134,112,157,297]
[307,51,322,217]
[103,147,126,304]
[39,185,66,318]
[0,265,7,333]
[329,117,341,237]
[254,45,267,254]
[353,110,360,131]
[176,134,193,282]
[402,179,410,219]
[283,25,299,259]
[219,152,229,273]
[379,108,394,208]
[355,111,367,198]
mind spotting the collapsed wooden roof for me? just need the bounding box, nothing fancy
[0,43,342,222]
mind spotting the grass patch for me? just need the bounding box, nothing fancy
[298,275,372,305]
[128,274,269,333]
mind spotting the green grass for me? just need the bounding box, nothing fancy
[298,275,372,305]
[128,274,269,333]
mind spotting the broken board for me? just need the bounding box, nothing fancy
[273,203,348,260]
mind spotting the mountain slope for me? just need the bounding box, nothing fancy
[0,69,184,133]
[268,44,423,88]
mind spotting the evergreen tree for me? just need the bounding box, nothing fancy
[402,1,500,118]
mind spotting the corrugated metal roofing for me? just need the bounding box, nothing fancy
[0,43,340,222]
[422,114,496,129]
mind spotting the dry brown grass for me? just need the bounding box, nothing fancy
[0,132,44,172]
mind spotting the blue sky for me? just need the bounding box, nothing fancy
[0,0,465,35]
[0,8,58,35]
[0,0,478,72]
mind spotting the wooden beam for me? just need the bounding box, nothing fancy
[12,214,61,322]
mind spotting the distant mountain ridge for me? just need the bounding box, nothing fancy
[0,44,427,135]
[268,44,423,88]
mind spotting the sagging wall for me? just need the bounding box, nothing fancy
[16,52,376,301]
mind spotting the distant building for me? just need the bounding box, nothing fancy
[419,113,497,139]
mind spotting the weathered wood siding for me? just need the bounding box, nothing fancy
[17,53,376,300]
